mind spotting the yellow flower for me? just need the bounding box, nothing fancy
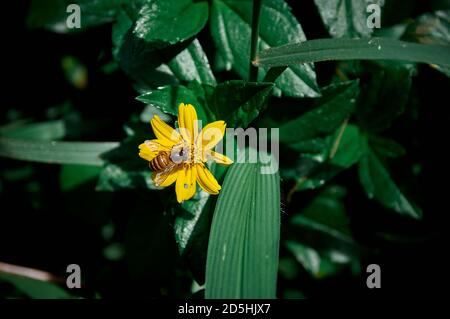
[139,103,233,203]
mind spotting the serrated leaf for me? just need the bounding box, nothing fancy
[358,139,422,219]
[210,0,320,98]
[133,0,208,46]
[113,7,216,87]
[205,149,280,298]
[314,0,385,38]
[280,81,359,144]
[208,80,274,128]
[136,84,211,123]
[167,39,217,86]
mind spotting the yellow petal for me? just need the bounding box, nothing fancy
[178,103,198,143]
[200,120,226,150]
[196,164,221,195]
[151,115,182,144]
[138,139,173,162]
[156,168,178,187]
[210,151,233,165]
[175,165,197,203]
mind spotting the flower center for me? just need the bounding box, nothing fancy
[170,142,202,164]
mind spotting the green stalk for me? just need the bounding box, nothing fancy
[249,0,263,82]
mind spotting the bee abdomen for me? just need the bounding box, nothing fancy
[150,153,170,171]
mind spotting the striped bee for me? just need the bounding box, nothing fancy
[150,145,188,186]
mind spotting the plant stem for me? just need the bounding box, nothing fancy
[249,0,263,82]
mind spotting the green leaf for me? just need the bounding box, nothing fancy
[0,120,66,141]
[285,124,363,192]
[358,65,413,132]
[166,39,217,86]
[0,137,118,166]
[133,0,208,46]
[208,80,274,128]
[280,81,359,144]
[205,149,280,299]
[210,0,320,98]
[112,8,133,60]
[113,8,215,86]
[255,38,450,68]
[0,273,72,299]
[404,10,450,76]
[136,84,211,123]
[330,124,363,168]
[358,139,422,219]
[314,0,385,38]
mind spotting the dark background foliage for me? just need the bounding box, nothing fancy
[1,0,449,298]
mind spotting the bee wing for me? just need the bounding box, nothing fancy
[152,162,179,187]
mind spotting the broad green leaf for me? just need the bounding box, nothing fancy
[138,81,274,129]
[358,139,422,219]
[0,273,72,299]
[404,10,450,76]
[117,29,184,89]
[136,84,211,123]
[208,80,274,128]
[166,39,217,86]
[133,0,208,46]
[113,8,216,86]
[330,124,363,168]
[280,81,359,144]
[112,8,133,59]
[210,0,320,98]
[0,120,66,141]
[255,38,450,68]
[358,65,413,132]
[314,0,385,38]
[205,149,280,299]
[0,137,118,166]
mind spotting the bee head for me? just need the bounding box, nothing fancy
[170,144,189,163]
